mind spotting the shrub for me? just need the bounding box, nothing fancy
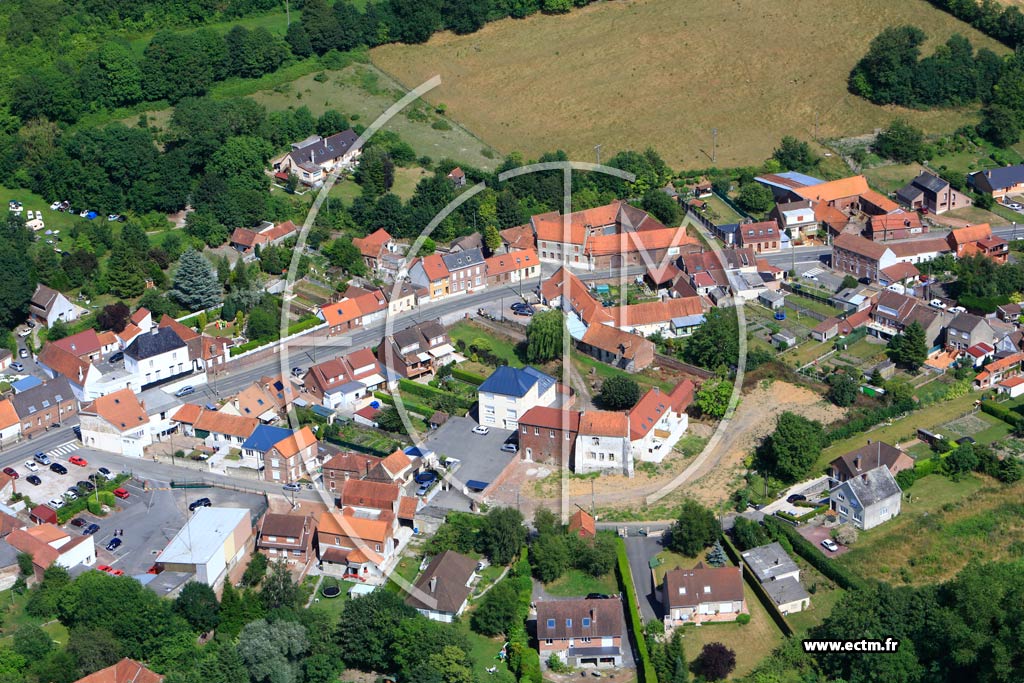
[737,613,751,625]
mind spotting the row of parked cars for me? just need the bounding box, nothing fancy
[2,452,128,509]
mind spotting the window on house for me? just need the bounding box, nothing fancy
[566,619,572,628]
[582,617,591,628]
[547,619,556,629]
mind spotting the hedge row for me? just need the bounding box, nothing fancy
[720,533,794,637]
[506,548,541,683]
[398,378,474,409]
[980,400,1023,429]
[55,474,130,524]
[615,537,657,683]
[452,367,486,385]
[763,516,868,592]
[775,505,829,524]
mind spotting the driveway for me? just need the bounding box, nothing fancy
[797,524,850,558]
[622,533,666,622]
[421,416,515,510]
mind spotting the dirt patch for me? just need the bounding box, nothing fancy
[679,380,846,507]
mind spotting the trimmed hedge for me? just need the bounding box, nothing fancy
[615,537,657,683]
[452,367,486,385]
[721,533,794,637]
[763,516,868,592]
[56,474,130,524]
[981,400,1022,429]
[505,549,541,683]
[775,505,829,524]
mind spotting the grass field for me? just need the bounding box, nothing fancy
[678,582,786,679]
[249,63,499,169]
[447,321,524,367]
[371,0,1006,167]
[836,474,1024,584]
[543,568,618,597]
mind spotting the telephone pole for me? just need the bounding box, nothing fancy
[712,128,718,164]
[594,144,602,166]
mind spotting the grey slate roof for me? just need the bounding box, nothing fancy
[441,247,485,272]
[844,466,902,507]
[405,550,477,614]
[125,328,186,360]
[741,542,800,583]
[11,376,73,418]
[949,312,988,333]
[762,575,810,607]
[971,165,1024,192]
[289,130,358,171]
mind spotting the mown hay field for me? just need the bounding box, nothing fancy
[372,0,1007,167]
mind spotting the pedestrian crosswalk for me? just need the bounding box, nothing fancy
[46,441,78,458]
[801,266,825,278]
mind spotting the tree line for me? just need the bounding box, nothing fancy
[849,26,1024,147]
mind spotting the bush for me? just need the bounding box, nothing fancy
[451,367,486,385]
[737,613,751,625]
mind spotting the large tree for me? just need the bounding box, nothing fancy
[682,307,739,370]
[171,249,222,312]
[666,499,718,557]
[336,590,416,672]
[827,371,859,407]
[760,411,825,483]
[772,136,819,173]
[598,375,641,410]
[735,182,774,215]
[887,320,928,371]
[873,119,926,164]
[694,377,732,418]
[470,579,520,637]
[174,581,220,633]
[236,619,308,683]
[525,310,563,363]
[479,506,525,565]
[694,642,736,681]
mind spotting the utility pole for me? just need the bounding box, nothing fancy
[814,111,819,141]
[594,144,602,166]
[712,128,718,164]
[285,0,290,27]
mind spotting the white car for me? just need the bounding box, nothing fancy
[49,201,61,211]
[472,425,490,435]
[47,498,64,510]
[23,461,38,472]
[820,538,839,552]
[929,299,946,310]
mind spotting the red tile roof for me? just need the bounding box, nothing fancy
[519,406,581,432]
[607,298,704,327]
[82,388,147,432]
[568,509,596,538]
[628,381,694,440]
[580,324,653,361]
[74,658,165,683]
[352,228,393,259]
[419,253,449,282]
[485,249,539,276]
[500,224,535,251]
[579,410,628,437]
[52,329,103,357]
[158,315,200,342]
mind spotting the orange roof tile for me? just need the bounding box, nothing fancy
[568,509,596,538]
[860,189,899,213]
[539,268,612,326]
[130,308,150,325]
[532,201,623,245]
[607,298,704,327]
[352,228,393,259]
[116,322,142,343]
[500,224,536,251]
[82,388,147,432]
[420,253,449,282]
[579,410,629,437]
[6,528,59,568]
[319,298,363,327]
[37,344,93,386]
[52,329,103,357]
[340,478,401,510]
[485,249,539,276]
[795,175,871,203]
[158,315,200,342]
[580,324,654,361]
[273,426,317,458]
[584,226,698,256]
[75,658,164,683]
[171,403,204,424]
[0,399,18,431]
[379,450,412,476]
[193,410,259,438]
[628,381,695,440]
[949,223,993,248]
[318,509,392,543]
[398,496,418,520]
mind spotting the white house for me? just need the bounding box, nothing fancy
[575,410,632,476]
[272,130,361,186]
[158,507,252,587]
[124,327,191,389]
[741,542,810,615]
[477,366,557,430]
[628,381,694,464]
[829,466,902,530]
[8,524,96,573]
[28,284,80,328]
[78,387,153,458]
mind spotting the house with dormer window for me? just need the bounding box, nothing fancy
[661,564,745,626]
[536,597,624,669]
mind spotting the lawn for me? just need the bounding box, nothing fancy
[572,353,677,393]
[371,0,1005,167]
[785,294,843,319]
[249,63,499,169]
[0,589,69,646]
[392,166,430,200]
[836,474,1024,585]
[309,579,355,619]
[446,320,524,368]
[701,193,745,224]
[678,582,786,679]
[385,554,423,593]
[543,569,618,597]
[126,9,292,56]
[455,619,513,681]
[783,559,845,636]
[816,391,979,471]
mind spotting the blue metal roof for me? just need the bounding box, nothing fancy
[672,314,706,328]
[11,376,42,393]
[241,425,293,452]
[566,312,588,342]
[478,365,556,398]
[776,171,824,186]
[311,405,334,418]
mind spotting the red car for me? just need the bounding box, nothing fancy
[113,488,130,499]
[96,564,113,573]
[2,467,18,479]
[68,455,88,467]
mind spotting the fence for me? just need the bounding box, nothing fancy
[653,353,715,379]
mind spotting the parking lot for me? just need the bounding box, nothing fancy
[11,448,115,511]
[420,416,516,510]
[70,482,266,577]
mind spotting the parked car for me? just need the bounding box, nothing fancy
[2,467,18,479]
[34,452,51,465]
[472,425,490,435]
[47,498,64,509]
[25,475,41,486]
[50,463,68,475]
[112,488,130,499]
[23,461,38,472]
[500,442,518,453]
[786,494,806,504]
[282,482,301,492]
[107,214,120,222]
[929,299,947,309]
[175,386,195,397]
[105,537,122,552]
[188,497,212,512]
[77,480,95,492]
[63,489,77,501]
[69,517,86,528]
[416,483,430,496]
[69,455,88,466]
[72,425,81,438]
[10,362,23,372]
[18,348,28,358]
[83,524,100,536]
[108,351,123,363]
[820,539,839,552]
[291,367,304,377]
[97,467,116,480]
[16,328,30,338]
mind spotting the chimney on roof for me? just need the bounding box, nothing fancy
[853,455,861,471]
[861,473,868,482]
[78,366,83,382]
[151,326,159,335]
[429,576,437,593]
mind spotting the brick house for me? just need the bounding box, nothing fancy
[263,426,318,484]
[518,406,580,464]
[896,171,970,215]
[256,512,316,565]
[737,220,781,253]
[661,564,746,626]
[536,597,624,668]
[828,440,915,486]
[865,211,926,241]
[578,324,655,373]
[11,376,77,439]
[441,248,486,295]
